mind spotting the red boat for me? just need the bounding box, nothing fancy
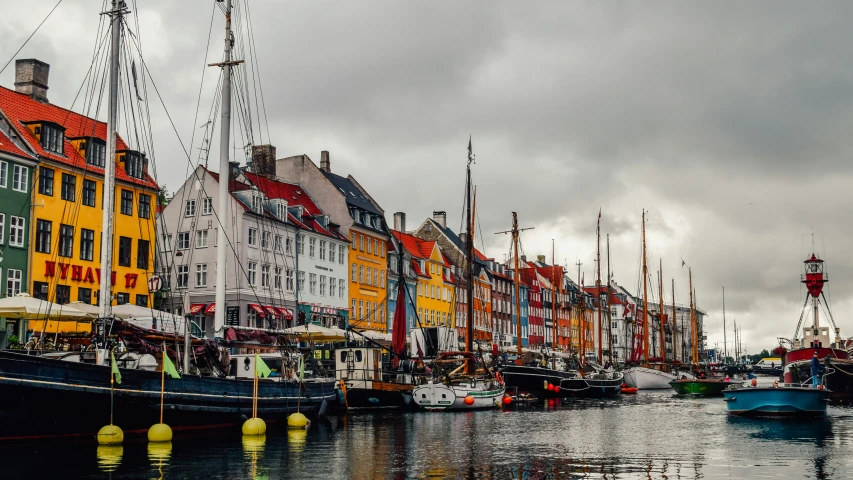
[782,254,853,403]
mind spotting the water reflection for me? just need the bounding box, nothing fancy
[96,445,123,474]
[147,442,172,480]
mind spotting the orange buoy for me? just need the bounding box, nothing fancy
[502,395,512,405]
[554,386,561,393]
[621,387,638,394]
[547,383,554,391]
[464,395,475,405]
[621,383,627,388]
[751,378,758,387]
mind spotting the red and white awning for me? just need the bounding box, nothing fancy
[276,307,294,320]
[263,306,278,318]
[204,303,216,315]
[248,304,266,316]
[188,303,206,315]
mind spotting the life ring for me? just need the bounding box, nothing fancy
[495,372,504,385]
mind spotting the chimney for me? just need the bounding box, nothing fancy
[537,255,546,264]
[393,212,406,232]
[432,211,447,228]
[229,161,241,180]
[320,150,330,173]
[15,59,50,103]
[251,144,276,178]
[521,255,527,262]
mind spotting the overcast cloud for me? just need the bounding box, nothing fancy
[3,1,853,355]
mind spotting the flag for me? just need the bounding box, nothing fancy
[298,355,305,380]
[255,354,271,379]
[681,258,686,268]
[110,351,122,385]
[467,135,473,161]
[162,351,181,379]
[416,337,424,360]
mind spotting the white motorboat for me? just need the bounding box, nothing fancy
[412,379,505,411]
[623,365,694,390]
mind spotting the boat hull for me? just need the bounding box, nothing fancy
[723,386,830,417]
[784,348,853,404]
[500,365,622,398]
[341,381,414,410]
[0,350,337,439]
[669,379,730,396]
[412,382,505,411]
[623,367,692,390]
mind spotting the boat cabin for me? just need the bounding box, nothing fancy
[336,347,383,382]
[229,353,290,379]
[793,326,831,350]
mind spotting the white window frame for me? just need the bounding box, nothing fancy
[6,268,21,297]
[195,229,208,248]
[9,216,24,247]
[248,228,258,247]
[247,262,257,287]
[12,165,27,193]
[185,199,196,217]
[262,231,271,250]
[0,161,7,188]
[176,265,189,289]
[202,197,213,215]
[196,263,208,287]
[177,232,190,250]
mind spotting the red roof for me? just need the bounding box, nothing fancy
[392,230,437,260]
[583,285,624,305]
[0,86,157,189]
[0,128,30,158]
[243,172,322,216]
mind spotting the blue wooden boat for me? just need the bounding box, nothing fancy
[723,383,830,417]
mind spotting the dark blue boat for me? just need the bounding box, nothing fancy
[723,383,830,417]
[0,350,337,439]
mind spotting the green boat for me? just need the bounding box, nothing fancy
[669,379,732,396]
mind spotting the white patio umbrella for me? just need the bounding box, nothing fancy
[67,301,118,318]
[281,323,348,342]
[0,293,91,319]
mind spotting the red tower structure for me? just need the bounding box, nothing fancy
[802,254,828,348]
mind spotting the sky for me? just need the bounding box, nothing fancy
[2,1,853,355]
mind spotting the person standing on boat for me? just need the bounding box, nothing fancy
[811,352,822,388]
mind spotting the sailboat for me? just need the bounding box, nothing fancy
[499,213,623,399]
[411,138,505,411]
[623,210,692,389]
[0,1,336,438]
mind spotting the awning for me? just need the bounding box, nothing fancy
[248,303,266,316]
[276,307,293,320]
[204,303,216,315]
[188,303,206,315]
[263,306,278,318]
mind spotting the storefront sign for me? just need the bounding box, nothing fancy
[43,260,140,288]
[226,306,239,326]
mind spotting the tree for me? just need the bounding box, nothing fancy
[749,349,771,364]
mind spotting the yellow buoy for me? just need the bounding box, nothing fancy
[287,412,310,429]
[147,423,173,442]
[97,424,124,445]
[242,417,267,435]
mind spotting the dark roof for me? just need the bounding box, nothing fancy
[323,171,381,215]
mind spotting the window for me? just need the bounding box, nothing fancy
[339,245,345,265]
[247,262,257,287]
[117,236,132,267]
[367,237,372,254]
[329,243,336,263]
[177,265,189,289]
[338,280,345,298]
[196,229,209,248]
[352,264,357,282]
[262,231,271,250]
[319,275,326,296]
[274,235,283,252]
[6,269,21,297]
[78,287,92,304]
[358,300,364,319]
[359,266,364,284]
[55,284,70,305]
[298,271,305,292]
[38,167,53,196]
[35,219,51,253]
[297,235,304,255]
[85,138,105,167]
[120,190,133,215]
[11,165,28,193]
[309,237,316,258]
[251,194,262,213]
[0,161,5,188]
[286,269,295,292]
[309,273,317,294]
[59,224,73,257]
[136,295,148,307]
[61,173,75,201]
[80,228,95,261]
[418,283,422,296]
[185,200,196,217]
[329,277,336,297]
[380,243,385,258]
[41,124,64,154]
[247,306,257,328]
[373,239,378,256]
[285,237,293,255]
[276,202,286,220]
[137,239,149,270]
[196,264,208,287]
[352,299,357,317]
[359,235,364,252]
[380,270,385,287]
[261,265,271,288]
[351,233,356,249]
[82,179,96,207]
[373,268,378,287]
[138,194,151,219]
[177,232,190,250]
[125,153,144,179]
[202,197,213,215]
[275,267,283,290]
[319,240,326,260]
[0,213,4,243]
[9,216,24,247]
[116,292,129,305]
[248,228,258,247]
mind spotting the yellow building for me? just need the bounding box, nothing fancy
[348,227,388,331]
[392,230,455,328]
[1,86,159,311]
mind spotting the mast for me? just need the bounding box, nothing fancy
[659,260,665,362]
[722,286,727,364]
[576,260,583,361]
[596,210,602,363]
[465,137,474,374]
[694,287,700,364]
[512,214,522,359]
[671,278,677,364]
[688,268,697,365]
[642,209,649,364]
[606,234,613,364]
[212,0,240,338]
[552,239,557,368]
[98,0,126,318]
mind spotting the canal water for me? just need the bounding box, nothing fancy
[2,390,851,479]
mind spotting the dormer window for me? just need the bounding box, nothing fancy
[83,138,106,167]
[124,152,144,179]
[40,123,65,154]
[251,192,263,214]
[276,202,287,221]
[359,211,367,225]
